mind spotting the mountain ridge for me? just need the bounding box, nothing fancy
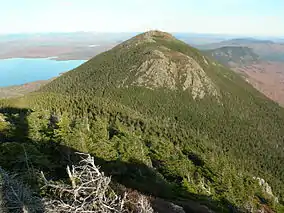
[38,32,284,209]
[205,46,260,67]
[1,31,284,212]
[198,38,284,63]
[205,44,284,107]
[41,30,223,100]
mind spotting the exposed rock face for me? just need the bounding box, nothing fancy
[125,47,218,99]
[116,31,220,100]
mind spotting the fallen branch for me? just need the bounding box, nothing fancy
[42,153,153,212]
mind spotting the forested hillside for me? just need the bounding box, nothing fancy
[205,46,259,67]
[1,31,284,212]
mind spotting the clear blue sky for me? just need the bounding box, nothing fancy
[1,0,283,36]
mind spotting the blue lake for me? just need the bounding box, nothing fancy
[0,58,86,87]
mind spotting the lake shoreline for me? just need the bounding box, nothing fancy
[0,58,86,87]
[0,55,87,61]
[0,43,116,61]
[0,78,53,99]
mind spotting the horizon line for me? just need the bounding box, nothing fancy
[0,31,283,38]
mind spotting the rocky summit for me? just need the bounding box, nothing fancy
[41,30,221,100]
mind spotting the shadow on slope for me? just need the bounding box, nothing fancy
[0,106,243,213]
[0,107,31,142]
[0,107,45,212]
[78,154,243,213]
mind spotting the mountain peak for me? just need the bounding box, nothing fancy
[33,31,284,210]
[118,31,176,48]
[43,31,220,100]
[110,31,219,99]
[139,30,175,40]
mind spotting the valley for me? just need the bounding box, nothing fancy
[236,62,284,106]
[205,44,284,107]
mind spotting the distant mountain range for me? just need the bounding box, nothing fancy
[202,38,284,107]
[205,46,260,67]
[1,32,283,61]
[198,38,284,63]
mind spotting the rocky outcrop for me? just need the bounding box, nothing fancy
[253,177,279,203]
[127,48,219,99]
